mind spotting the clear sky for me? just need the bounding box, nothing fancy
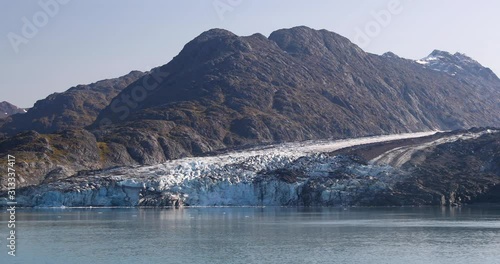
[1,0,499,108]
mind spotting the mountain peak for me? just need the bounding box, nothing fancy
[193,28,237,42]
[418,50,479,66]
[429,49,452,58]
[270,25,323,36]
[416,50,498,80]
[426,50,479,65]
[382,51,400,59]
[269,26,365,59]
[0,101,26,118]
[171,28,252,67]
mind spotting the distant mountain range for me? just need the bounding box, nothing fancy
[0,101,26,118]
[0,71,145,135]
[0,26,499,190]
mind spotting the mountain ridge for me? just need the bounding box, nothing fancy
[416,49,499,80]
[0,71,145,136]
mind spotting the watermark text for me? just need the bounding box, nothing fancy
[6,155,17,257]
[7,0,71,53]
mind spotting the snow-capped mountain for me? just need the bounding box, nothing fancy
[416,50,498,80]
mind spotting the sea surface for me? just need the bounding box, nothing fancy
[1,206,500,264]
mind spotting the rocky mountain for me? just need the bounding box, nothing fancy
[91,27,499,161]
[416,50,498,80]
[0,71,145,135]
[0,101,26,118]
[1,26,500,190]
[414,50,500,112]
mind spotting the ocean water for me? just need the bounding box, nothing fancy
[1,206,500,264]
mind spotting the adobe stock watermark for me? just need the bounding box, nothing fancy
[7,0,71,54]
[98,68,170,129]
[212,0,244,21]
[6,155,17,257]
[354,0,411,49]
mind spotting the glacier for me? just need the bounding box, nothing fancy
[12,130,497,208]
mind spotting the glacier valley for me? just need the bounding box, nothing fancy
[5,129,499,207]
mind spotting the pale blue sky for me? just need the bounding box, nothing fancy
[1,0,499,107]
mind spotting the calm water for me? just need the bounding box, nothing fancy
[1,206,500,264]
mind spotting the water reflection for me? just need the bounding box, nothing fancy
[1,206,499,264]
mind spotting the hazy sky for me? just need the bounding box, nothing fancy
[1,0,499,107]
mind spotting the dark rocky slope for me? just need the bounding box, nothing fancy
[0,71,145,135]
